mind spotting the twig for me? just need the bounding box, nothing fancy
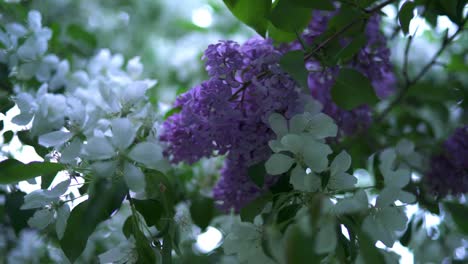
[376,18,467,122]
[304,0,398,61]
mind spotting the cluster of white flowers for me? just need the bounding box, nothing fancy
[1,10,169,243]
[220,99,423,263]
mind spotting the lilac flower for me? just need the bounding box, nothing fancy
[160,38,303,211]
[284,11,396,135]
[444,125,468,169]
[426,155,468,197]
[426,126,468,196]
[161,11,396,211]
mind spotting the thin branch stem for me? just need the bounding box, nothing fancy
[376,18,467,122]
[304,0,398,61]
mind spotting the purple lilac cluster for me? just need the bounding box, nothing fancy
[160,38,302,211]
[426,126,468,196]
[284,12,396,135]
[161,11,396,211]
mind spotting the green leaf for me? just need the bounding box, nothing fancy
[60,179,127,262]
[133,199,164,227]
[240,192,272,222]
[267,22,297,43]
[122,216,133,238]
[163,106,181,120]
[357,230,385,263]
[398,1,415,35]
[280,50,309,91]
[41,172,57,189]
[399,217,413,247]
[444,202,468,235]
[248,162,266,187]
[5,191,36,234]
[330,68,378,110]
[0,120,3,131]
[326,6,365,37]
[124,216,157,264]
[0,159,64,184]
[289,0,335,10]
[332,33,367,62]
[270,0,312,33]
[66,24,97,51]
[16,131,49,157]
[145,171,175,216]
[2,130,14,144]
[190,196,215,230]
[223,0,271,36]
[284,224,323,264]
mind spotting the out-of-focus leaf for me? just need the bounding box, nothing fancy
[289,0,334,10]
[16,130,49,157]
[332,33,367,62]
[240,192,272,222]
[66,24,97,51]
[284,224,323,264]
[270,0,312,33]
[5,191,36,234]
[0,159,64,184]
[190,196,215,230]
[2,130,14,144]
[267,22,297,43]
[133,198,164,227]
[248,162,266,187]
[223,0,271,36]
[358,230,385,263]
[124,215,157,263]
[398,1,415,35]
[163,107,181,120]
[399,217,413,247]
[145,171,175,216]
[331,68,378,110]
[444,202,468,235]
[60,179,127,262]
[327,6,364,37]
[280,50,309,91]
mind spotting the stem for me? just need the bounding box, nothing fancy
[376,18,467,122]
[304,0,398,61]
[162,231,172,264]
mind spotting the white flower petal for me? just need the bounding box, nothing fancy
[56,204,70,240]
[268,113,288,137]
[289,114,308,134]
[123,162,145,193]
[48,179,71,198]
[314,221,337,254]
[60,139,83,164]
[268,139,286,153]
[328,172,357,190]
[280,134,303,154]
[302,141,332,173]
[28,208,54,229]
[265,153,295,175]
[84,136,115,160]
[290,165,307,191]
[111,118,137,150]
[304,113,337,139]
[330,150,352,176]
[39,131,73,148]
[91,160,118,178]
[128,142,163,169]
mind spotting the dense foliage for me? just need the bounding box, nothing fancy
[0,0,467,263]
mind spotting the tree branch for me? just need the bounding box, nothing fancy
[376,18,467,122]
